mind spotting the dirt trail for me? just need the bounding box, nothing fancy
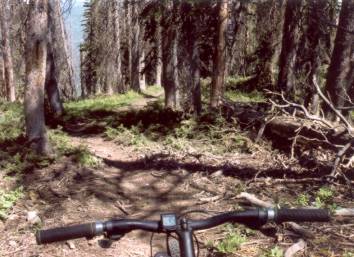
[1,132,235,257]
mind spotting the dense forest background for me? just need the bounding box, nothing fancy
[0,0,353,256]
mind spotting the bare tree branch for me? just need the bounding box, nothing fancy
[313,77,354,135]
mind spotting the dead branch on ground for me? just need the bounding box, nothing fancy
[266,80,354,181]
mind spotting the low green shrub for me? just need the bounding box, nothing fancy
[215,225,247,254]
[260,246,284,257]
[0,187,24,220]
[48,128,74,155]
[0,101,24,142]
[72,146,102,168]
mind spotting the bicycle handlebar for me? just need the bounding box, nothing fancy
[36,208,331,245]
[274,208,330,223]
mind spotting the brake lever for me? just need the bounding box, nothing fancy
[98,233,125,248]
[242,222,277,238]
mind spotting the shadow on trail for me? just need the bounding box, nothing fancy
[62,101,185,136]
[102,153,338,180]
[21,151,342,221]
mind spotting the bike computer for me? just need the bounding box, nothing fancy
[160,213,177,231]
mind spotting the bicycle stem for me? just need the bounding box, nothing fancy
[177,218,195,257]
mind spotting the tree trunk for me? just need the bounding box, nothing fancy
[324,0,354,120]
[24,0,52,155]
[178,2,201,115]
[113,0,123,93]
[139,9,146,91]
[45,45,64,118]
[277,0,303,97]
[0,40,5,98]
[156,24,162,87]
[104,2,114,95]
[161,1,179,109]
[49,0,75,99]
[191,38,202,116]
[130,0,141,92]
[210,0,228,109]
[0,0,15,102]
[80,47,86,98]
[253,0,283,92]
[123,0,131,91]
[139,49,146,91]
[46,0,64,117]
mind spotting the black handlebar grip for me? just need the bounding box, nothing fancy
[275,208,331,223]
[36,222,99,244]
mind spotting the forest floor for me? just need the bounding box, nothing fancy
[0,88,353,257]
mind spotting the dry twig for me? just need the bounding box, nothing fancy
[284,239,307,257]
[313,77,354,135]
[235,192,339,239]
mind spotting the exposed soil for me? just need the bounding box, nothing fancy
[0,100,353,257]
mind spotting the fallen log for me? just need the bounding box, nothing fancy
[266,116,353,152]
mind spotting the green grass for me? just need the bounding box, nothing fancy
[225,90,266,103]
[105,125,149,148]
[143,85,163,96]
[215,224,247,254]
[48,128,74,155]
[260,246,284,257]
[294,187,338,211]
[72,146,102,168]
[344,251,354,257]
[0,186,24,220]
[0,152,28,175]
[201,76,265,103]
[296,193,310,207]
[0,101,24,142]
[0,101,29,175]
[225,75,254,89]
[64,91,143,117]
[104,111,252,154]
[315,186,335,209]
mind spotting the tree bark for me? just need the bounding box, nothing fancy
[139,49,146,91]
[24,0,52,155]
[104,1,114,95]
[123,0,131,91]
[210,0,228,109]
[277,0,303,97]
[48,0,75,99]
[45,45,64,118]
[112,0,123,93]
[161,1,179,109]
[80,46,86,98]
[191,38,202,116]
[46,0,64,117]
[253,0,283,92]
[178,2,201,115]
[130,0,141,92]
[0,0,15,102]
[324,0,354,120]
[156,24,162,87]
[0,33,5,98]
